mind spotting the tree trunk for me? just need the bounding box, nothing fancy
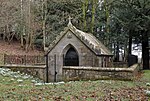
[42,0,47,51]
[115,42,119,62]
[29,28,33,50]
[6,24,10,44]
[25,30,30,52]
[128,30,132,55]
[113,43,116,60]
[20,0,24,48]
[25,0,31,52]
[104,0,110,46]
[3,26,7,41]
[91,0,96,33]
[28,0,31,50]
[82,0,88,32]
[124,40,128,62]
[142,31,149,69]
[8,32,15,44]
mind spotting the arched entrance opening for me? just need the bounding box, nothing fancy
[64,47,79,66]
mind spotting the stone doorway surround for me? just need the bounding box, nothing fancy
[63,46,79,66]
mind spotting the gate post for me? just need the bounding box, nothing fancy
[54,54,57,82]
[45,54,49,83]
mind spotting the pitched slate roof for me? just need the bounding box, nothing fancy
[46,20,113,56]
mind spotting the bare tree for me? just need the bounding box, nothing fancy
[42,0,47,51]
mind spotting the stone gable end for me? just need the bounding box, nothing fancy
[46,20,113,82]
[48,29,99,81]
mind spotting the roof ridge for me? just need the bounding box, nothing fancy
[47,21,113,56]
[74,30,101,55]
[87,33,112,55]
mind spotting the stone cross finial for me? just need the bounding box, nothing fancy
[67,16,73,27]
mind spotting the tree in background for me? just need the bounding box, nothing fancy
[95,0,128,61]
[0,0,20,43]
[33,0,82,49]
[82,0,98,33]
[0,0,149,69]
[0,0,39,52]
[113,0,150,69]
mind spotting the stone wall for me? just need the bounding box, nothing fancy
[6,67,46,81]
[1,64,139,82]
[113,62,128,68]
[80,48,99,67]
[62,64,139,81]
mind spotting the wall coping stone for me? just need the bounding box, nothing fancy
[0,64,46,69]
[63,64,139,72]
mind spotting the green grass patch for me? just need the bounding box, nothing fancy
[0,70,149,100]
[142,70,150,82]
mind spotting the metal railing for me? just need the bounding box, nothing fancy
[0,53,4,65]
[3,54,45,65]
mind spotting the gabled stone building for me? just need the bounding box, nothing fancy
[46,19,113,81]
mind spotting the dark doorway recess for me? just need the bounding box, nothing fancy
[64,47,79,66]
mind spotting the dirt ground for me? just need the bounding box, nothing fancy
[0,40,44,55]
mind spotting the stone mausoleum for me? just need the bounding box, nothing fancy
[46,19,113,82]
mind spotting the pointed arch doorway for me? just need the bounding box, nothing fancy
[64,47,79,66]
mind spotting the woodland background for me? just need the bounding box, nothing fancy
[0,0,149,69]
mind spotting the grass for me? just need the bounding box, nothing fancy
[0,70,149,100]
[143,70,150,81]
